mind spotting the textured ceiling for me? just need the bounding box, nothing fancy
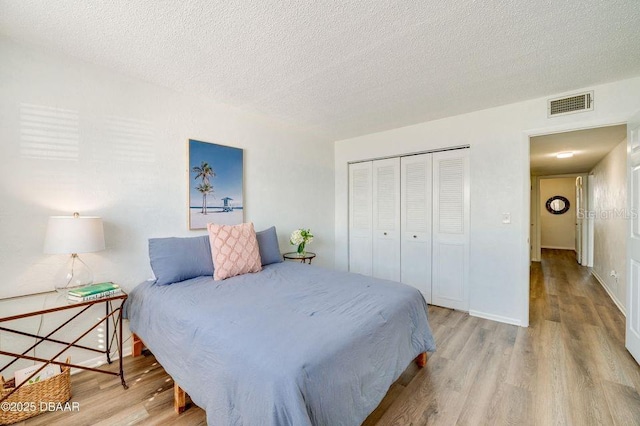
[530,125,627,175]
[1,1,640,140]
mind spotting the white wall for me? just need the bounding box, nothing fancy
[0,38,334,371]
[539,177,576,250]
[335,76,640,326]
[591,138,627,312]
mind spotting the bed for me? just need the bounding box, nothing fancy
[125,237,435,425]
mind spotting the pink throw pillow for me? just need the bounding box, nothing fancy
[207,222,262,280]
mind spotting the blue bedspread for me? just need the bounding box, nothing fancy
[125,262,435,426]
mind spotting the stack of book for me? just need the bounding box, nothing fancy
[67,282,121,302]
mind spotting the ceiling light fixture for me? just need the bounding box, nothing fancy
[556,152,574,159]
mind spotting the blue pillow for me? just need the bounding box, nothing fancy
[149,236,214,285]
[256,226,283,266]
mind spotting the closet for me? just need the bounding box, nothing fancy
[348,148,469,311]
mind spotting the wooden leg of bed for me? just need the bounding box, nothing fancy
[174,382,186,414]
[415,352,428,368]
[132,333,143,357]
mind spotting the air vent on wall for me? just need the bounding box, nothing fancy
[547,91,593,117]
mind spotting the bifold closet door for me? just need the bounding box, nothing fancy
[372,157,401,281]
[348,161,373,275]
[432,149,469,311]
[401,154,432,302]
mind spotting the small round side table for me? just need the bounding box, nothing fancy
[283,252,316,264]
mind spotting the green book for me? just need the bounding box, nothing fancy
[68,282,119,297]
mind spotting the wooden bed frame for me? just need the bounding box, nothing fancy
[132,333,427,414]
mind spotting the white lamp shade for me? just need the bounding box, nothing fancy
[44,215,106,254]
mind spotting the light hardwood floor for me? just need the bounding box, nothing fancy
[20,249,640,425]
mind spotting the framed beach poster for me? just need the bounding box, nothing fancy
[188,139,244,230]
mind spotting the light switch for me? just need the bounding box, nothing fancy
[502,213,511,224]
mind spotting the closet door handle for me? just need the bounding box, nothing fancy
[413,235,417,238]
[383,232,387,236]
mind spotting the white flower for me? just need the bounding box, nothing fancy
[290,228,314,246]
[290,229,303,245]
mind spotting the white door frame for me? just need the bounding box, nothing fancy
[530,176,540,262]
[520,115,630,327]
[626,110,640,364]
[587,174,595,267]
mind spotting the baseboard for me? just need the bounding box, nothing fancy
[591,270,626,316]
[540,245,575,251]
[469,310,522,327]
[70,344,132,375]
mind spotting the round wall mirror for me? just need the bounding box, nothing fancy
[545,195,570,215]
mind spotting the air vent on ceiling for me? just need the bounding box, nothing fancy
[547,91,593,117]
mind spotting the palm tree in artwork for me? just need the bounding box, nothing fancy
[196,182,214,214]
[192,162,216,184]
[192,162,216,214]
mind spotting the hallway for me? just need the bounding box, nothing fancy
[528,249,640,424]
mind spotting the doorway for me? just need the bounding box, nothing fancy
[531,174,588,263]
[529,124,628,313]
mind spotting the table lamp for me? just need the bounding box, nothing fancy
[44,212,105,292]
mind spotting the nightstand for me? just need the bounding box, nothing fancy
[0,290,128,404]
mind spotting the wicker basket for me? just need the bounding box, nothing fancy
[0,360,71,425]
